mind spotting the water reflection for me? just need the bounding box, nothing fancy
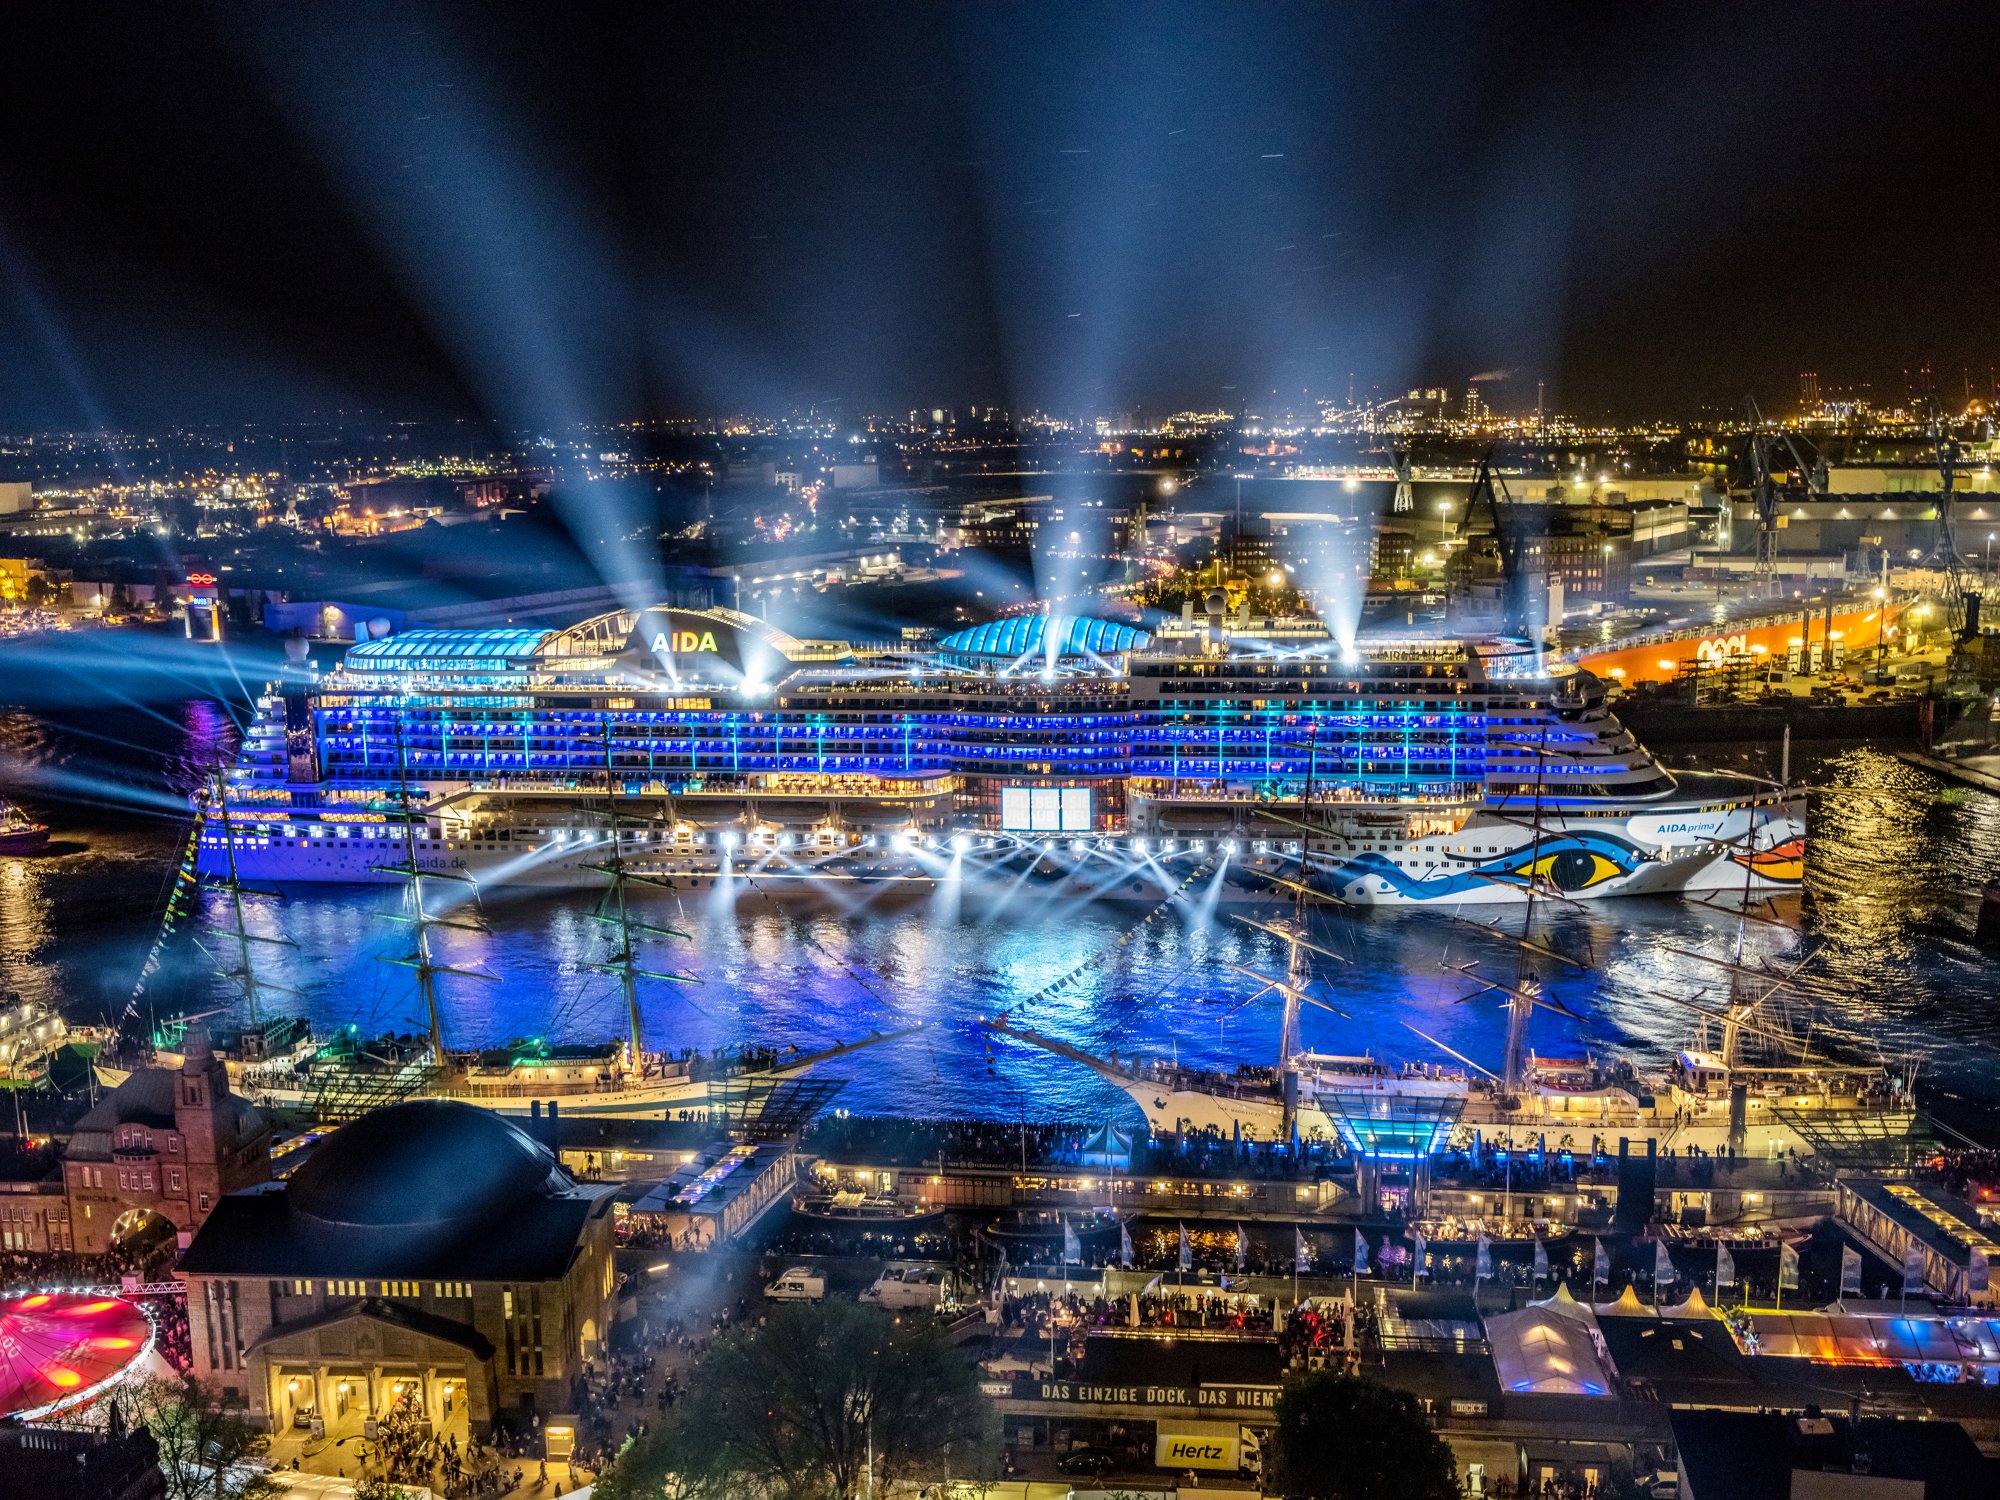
[3,693,1999,1134]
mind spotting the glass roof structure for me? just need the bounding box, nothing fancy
[345,628,555,673]
[1317,1091,1465,1159]
[936,615,1152,659]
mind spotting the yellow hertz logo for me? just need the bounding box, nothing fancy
[650,630,718,654]
[1164,1438,1228,1462]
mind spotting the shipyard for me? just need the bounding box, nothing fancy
[9,5,2000,1500]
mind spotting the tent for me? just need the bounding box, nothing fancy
[1660,1285,1712,1320]
[1596,1284,1654,1318]
[1076,1121,1135,1170]
[1536,1282,1593,1321]
[1486,1299,1618,1397]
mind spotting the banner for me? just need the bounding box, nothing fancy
[1532,1239,1548,1281]
[1235,1226,1248,1272]
[1352,1229,1369,1275]
[1903,1242,1926,1296]
[1178,1223,1192,1273]
[1779,1242,1800,1292]
[1410,1231,1426,1280]
[1063,1221,1082,1265]
[1593,1238,1610,1283]
[1295,1228,1311,1274]
[1971,1247,1990,1295]
[1120,1222,1134,1270]
[1475,1234,1492,1280]
[1840,1245,1863,1297]
[1654,1239,1675,1286]
[1716,1244,1736,1289]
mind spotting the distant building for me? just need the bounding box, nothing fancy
[62,1034,272,1255]
[1671,1409,1995,1499]
[178,1099,618,1433]
[0,1418,165,1500]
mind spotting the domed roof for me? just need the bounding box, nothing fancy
[937,615,1150,660]
[289,1099,570,1230]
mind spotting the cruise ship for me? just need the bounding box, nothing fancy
[198,601,1804,905]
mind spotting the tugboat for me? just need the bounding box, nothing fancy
[0,798,49,856]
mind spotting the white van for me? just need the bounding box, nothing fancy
[858,1262,947,1310]
[763,1266,825,1302]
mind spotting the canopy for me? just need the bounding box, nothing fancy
[0,1290,153,1419]
[1596,1284,1654,1317]
[1535,1282,1592,1321]
[1486,1302,1617,1396]
[1744,1310,1966,1365]
[1660,1285,1712,1320]
[1076,1121,1135,1170]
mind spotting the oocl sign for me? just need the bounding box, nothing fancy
[1694,632,1750,664]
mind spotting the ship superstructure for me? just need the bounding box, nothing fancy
[199,604,1803,905]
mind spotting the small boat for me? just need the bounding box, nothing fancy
[981,1207,1125,1245]
[791,1189,945,1227]
[0,798,49,856]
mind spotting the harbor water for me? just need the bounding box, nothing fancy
[3,630,2000,1137]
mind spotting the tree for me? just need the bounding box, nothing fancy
[1268,1371,1459,1500]
[606,1300,995,1500]
[125,1372,280,1500]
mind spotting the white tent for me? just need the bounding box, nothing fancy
[1659,1285,1712,1320]
[1486,1297,1619,1397]
[1595,1284,1654,1318]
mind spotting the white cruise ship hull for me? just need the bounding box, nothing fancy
[196,797,1804,907]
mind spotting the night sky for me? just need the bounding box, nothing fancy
[4,1,1999,430]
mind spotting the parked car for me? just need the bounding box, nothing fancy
[1056,1447,1120,1477]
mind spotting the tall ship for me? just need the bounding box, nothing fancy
[197,600,1803,905]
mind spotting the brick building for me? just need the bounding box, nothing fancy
[177,1099,618,1437]
[62,1033,272,1255]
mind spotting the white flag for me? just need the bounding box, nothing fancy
[1412,1230,1427,1279]
[1971,1246,1990,1295]
[1235,1225,1248,1272]
[1178,1222,1192,1272]
[1593,1237,1610,1283]
[1295,1228,1311,1274]
[1353,1229,1369,1274]
[1120,1221,1134,1270]
[1532,1239,1548,1281]
[1716,1243,1736,1288]
[1840,1244,1863,1296]
[1654,1239,1675,1286]
[1063,1221,1082,1265]
[1475,1233,1492,1279]
[1779,1241,1800,1291]
[1903,1242,1926,1295]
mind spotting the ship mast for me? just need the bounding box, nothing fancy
[1499,724,1552,1098]
[373,726,495,1062]
[199,767,298,1029]
[580,723,699,1072]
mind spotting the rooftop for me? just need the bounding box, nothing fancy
[1670,1410,1995,1500]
